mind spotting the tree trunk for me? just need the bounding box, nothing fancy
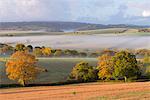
[21,80,26,86]
[124,76,127,82]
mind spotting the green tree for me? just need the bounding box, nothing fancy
[69,62,98,82]
[112,51,140,82]
[79,52,87,57]
[15,44,26,51]
[27,45,33,52]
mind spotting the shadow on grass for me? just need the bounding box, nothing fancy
[0,80,95,89]
[0,79,149,89]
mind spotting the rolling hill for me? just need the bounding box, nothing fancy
[0,21,149,32]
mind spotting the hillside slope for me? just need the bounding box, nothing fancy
[0,21,149,32]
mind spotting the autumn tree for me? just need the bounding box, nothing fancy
[15,44,26,51]
[5,51,41,86]
[136,49,150,56]
[112,51,141,82]
[42,47,52,56]
[97,54,113,80]
[33,48,43,57]
[69,62,98,82]
[101,49,116,56]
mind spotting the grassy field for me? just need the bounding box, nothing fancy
[66,28,150,36]
[0,28,150,36]
[67,28,127,35]
[0,58,97,84]
[0,31,65,36]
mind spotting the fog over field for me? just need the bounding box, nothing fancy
[0,34,149,49]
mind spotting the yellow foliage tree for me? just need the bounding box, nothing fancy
[42,47,52,56]
[5,51,41,86]
[97,54,113,80]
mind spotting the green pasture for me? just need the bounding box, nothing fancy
[0,31,65,36]
[0,58,97,84]
[0,28,150,36]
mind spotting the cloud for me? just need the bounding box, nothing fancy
[142,10,150,17]
[0,0,42,21]
[0,0,150,25]
[123,0,150,18]
[0,0,71,21]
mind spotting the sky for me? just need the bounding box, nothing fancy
[0,0,150,25]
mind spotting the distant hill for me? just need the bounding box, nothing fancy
[0,21,149,32]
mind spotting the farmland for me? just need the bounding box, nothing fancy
[0,82,149,100]
[0,31,65,36]
[0,28,150,37]
[66,28,150,36]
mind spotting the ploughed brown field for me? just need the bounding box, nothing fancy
[0,82,150,100]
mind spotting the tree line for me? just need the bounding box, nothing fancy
[0,43,150,58]
[3,50,150,86]
[69,51,149,82]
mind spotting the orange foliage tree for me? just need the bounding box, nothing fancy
[42,47,52,56]
[5,51,41,86]
[97,54,113,80]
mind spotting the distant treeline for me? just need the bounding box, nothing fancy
[0,43,150,58]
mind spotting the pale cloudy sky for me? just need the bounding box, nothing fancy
[0,0,150,25]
